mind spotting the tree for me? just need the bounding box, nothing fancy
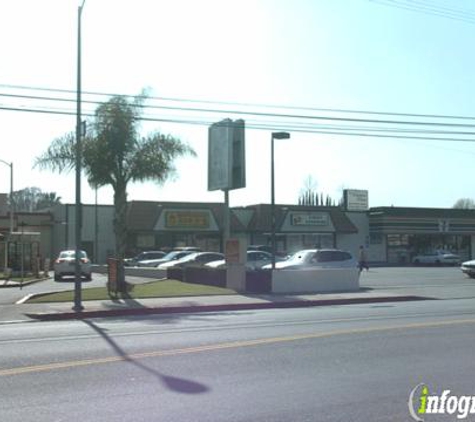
[297,175,339,207]
[34,93,196,290]
[298,175,319,206]
[9,187,61,212]
[36,192,62,210]
[453,198,475,209]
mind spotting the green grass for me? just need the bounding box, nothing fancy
[27,279,236,303]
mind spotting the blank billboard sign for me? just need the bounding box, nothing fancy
[208,119,245,191]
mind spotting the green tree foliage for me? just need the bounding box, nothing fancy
[298,175,319,206]
[9,187,61,212]
[297,175,339,207]
[35,93,196,289]
[453,198,475,209]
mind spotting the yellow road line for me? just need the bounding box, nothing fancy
[2,317,475,377]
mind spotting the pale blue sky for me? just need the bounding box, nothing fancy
[1,0,475,209]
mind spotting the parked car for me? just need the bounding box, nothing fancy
[172,246,202,252]
[136,250,197,268]
[206,250,281,270]
[158,252,225,269]
[412,251,460,266]
[124,251,166,267]
[247,245,288,258]
[461,259,475,278]
[247,245,273,254]
[54,250,92,281]
[261,249,357,270]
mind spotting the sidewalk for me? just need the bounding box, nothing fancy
[17,290,432,322]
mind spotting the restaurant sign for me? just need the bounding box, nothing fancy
[165,211,210,229]
[291,212,329,227]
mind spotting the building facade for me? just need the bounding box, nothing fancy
[2,193,475,267]
[369,207,475,264]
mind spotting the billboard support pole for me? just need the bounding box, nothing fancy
[223,189,230,251]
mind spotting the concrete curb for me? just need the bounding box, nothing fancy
[25,295,433,321]
[0,277,50,288]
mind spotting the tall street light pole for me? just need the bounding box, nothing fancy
[0,159,13,235]
[271,132,290,270]
[0,159,13,271]
[74,0,86,312]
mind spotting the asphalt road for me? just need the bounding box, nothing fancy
[360,266,475,299]
[1,298,475,421]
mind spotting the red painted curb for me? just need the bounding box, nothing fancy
[25,295,433,321]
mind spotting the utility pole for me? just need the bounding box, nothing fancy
[73,0,86,312]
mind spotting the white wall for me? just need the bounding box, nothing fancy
[272,267,360,293]
[53,204,115,264]
[337,211,368,260]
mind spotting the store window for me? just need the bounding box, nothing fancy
[387,234,409,246]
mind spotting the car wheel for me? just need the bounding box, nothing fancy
[435,260,441,266]
[54,274,61,281]
[85,274,92,281]
[413,259,420,265]
[469,274,475,279]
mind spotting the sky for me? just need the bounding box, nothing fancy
[1,0,475,209]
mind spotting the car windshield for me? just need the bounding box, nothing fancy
[287,250,314,262]
[162,251,183,260]
[59,251,87,259]
[178,252,199,262]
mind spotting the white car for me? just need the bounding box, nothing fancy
[54,250,92,281]
[206,250,277,270]
[124,251,165,266]
[461,259,475,278]
[158,252,224,269]
[262,249,357,270]
[136,250,194,267]
[412,251,460,266]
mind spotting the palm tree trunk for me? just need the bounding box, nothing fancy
[113,181,127,292]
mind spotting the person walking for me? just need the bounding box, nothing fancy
[358,245,369,272]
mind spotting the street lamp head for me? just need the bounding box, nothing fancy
[272,132,290,140]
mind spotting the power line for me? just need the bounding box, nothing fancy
[5,90,475,129]
[371,0,475,24]
[4,83,475,122]
[3,104,475,144]
[409,0,475,18]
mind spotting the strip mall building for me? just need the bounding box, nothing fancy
[1,190,475,267]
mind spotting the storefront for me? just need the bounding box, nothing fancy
[369,207,475,263]
[125,201,238,255]
[244,205,360,255]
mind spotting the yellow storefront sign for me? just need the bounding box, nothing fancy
[165,211,210,229]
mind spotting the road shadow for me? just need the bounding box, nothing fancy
[82,319,210,395]
[103,283,148,310]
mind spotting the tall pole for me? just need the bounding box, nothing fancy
[270,132,290,270]
[271,135,276,270]
[223,189,230,250]
[74,1,86,312]
[8,162,13,236]
[0,159,13,271]
[95,185,98,263]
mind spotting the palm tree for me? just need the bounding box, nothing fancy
[36,192,62,211]
[35,93,196,290]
